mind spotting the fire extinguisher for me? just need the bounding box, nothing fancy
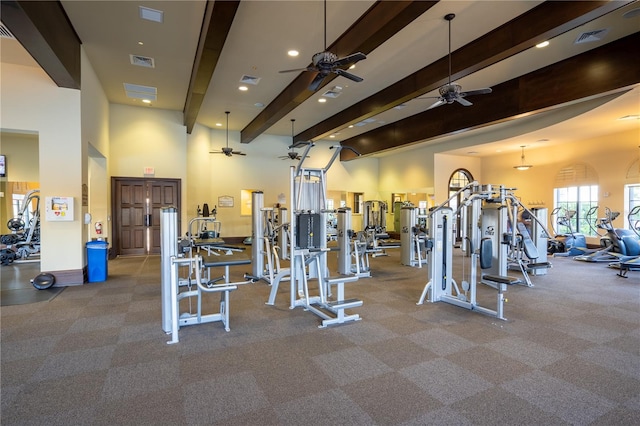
[95,222,103,235]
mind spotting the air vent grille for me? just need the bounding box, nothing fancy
[0,23,15,39]
[130,54,155,68]
[574,28,609,44]
[123,83,157,101]
[240,75,261,85]
[322,90,341,98]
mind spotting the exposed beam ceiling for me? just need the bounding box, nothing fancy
[240,0,439,144]
[296,0,627,145]
[1,0,81,89]
[3,0,638,160]
[183,0,240,134]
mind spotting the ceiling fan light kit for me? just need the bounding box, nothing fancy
[514,145,533,170]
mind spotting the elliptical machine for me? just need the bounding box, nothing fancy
[609,206,640,277]
[549,207,588,257]
[598,207,640,257]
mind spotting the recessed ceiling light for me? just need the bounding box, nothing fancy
[287,50,299,57]
[216,123,222,127]
[318,98,327,103]
[142,99,151,104]
[536,41,549,48]
[238,86,248,91]
[349,64,356,70]
[138,41,144,46]
[329,135,336,138]
[348,125,354,128]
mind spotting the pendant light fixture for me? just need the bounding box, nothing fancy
[514,145,533,170]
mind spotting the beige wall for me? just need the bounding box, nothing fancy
[481,130,638,244]
[109,103,188,235]
[82,50,111,241]
[0,132,40,234]
[1,61,85,275]
[187,126,380,237]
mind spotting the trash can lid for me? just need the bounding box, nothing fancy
[86,240,109,248]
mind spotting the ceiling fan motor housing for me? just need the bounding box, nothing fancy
[312,51,338,68]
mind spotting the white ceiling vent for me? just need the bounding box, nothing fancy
[123,83,157,101]
[322,90,342,98]
[139,6,163,23]
[574,28,609,44]
[322,86,343,98]
[0,22,15,39]
[240,75,261,85]
[130,54,155,68]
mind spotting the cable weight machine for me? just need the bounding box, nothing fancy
[266,143,364,328]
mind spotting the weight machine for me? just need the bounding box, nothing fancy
[266,143,363,328]
[1,189,41,265]
[336,206,371,277]
[418,183,552,319]
[251,191,289,283]
[400,205,429,268]
[160,207,257,344]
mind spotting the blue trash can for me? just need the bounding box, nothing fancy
[86,240,109,282]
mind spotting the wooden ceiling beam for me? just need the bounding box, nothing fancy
[184,0,240,134]
[339,32,640,160]
[1,0,81,89]
[297,0,628,145]
[240,1,439,144]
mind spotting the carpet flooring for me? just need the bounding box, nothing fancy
[1,249,638,425]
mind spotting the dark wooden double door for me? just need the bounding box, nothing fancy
[111,177,181,256]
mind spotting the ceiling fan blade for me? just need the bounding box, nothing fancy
[308,72,327,91]
[279,67,314,73]
[461,87,492,97]
[233,151,246,156]
[335,69,363,82]
[333,52,366,68]
[426,98,446,110]
[454,96,473,106]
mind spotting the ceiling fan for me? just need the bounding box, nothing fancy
[420,13,492,110]
[209,111,246,157]
[278,119,309,160]
[278,0,367,92]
